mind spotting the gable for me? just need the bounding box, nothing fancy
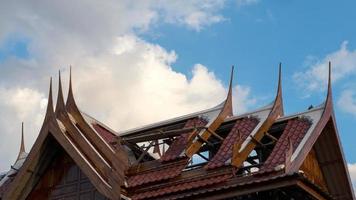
[300,147,328,191]
[27,146,108,200]
[312,118,355,200]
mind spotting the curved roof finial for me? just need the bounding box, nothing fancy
[226,65,234,116]
[323,61,334,112]
[327,61,332,98]
[276,62,284,115]
[66,66,77,108]
[55,70,66,116]
[16,122,26,161]
[20,122,25,153]
[44,77,55,120]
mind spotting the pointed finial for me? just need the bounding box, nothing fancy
[271,62,284,116]
[69,66,72,93]
[324,61,333,108]
[45,77,55,118]
[16,122,26,161]
[278,62,282,86]
[55,70,66,115]
[66,66,76,108]
[20,122,25,153]
[277,62,282,95]
[226,65,234,116]
[328,61,332,94]
[227,65,234,96]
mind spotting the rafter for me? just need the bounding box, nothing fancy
[232,64,283,168]
[185,66,234,158]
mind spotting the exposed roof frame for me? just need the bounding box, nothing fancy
[185,66,234,157]
[231,64,284,168]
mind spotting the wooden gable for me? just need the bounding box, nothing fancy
[27,145,109,200]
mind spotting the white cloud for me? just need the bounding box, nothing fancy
[0,1,258,172]
[348,163,356,193]
[156,0,226,31]
[0,87,46,170]
[294,41,356,93]
[337,90,356,117]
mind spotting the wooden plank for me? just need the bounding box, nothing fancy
[56,73,124,184]
[297,181,327,200]
[66,70,128,177]
[66,86,128,174]
[50,121,116,199]
[194,178,298,200]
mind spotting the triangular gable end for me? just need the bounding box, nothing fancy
[3,73,127,200]
[288,63,355,200]
[26,141,109,200]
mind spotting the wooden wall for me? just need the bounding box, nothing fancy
[26,150,108,200]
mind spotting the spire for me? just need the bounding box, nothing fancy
[326,61,333,103]
[44,77,55,120]
[226,65,234,116]
[55,70,66,116]
[228,65,234,97]
[66,66,77,109]
[278,62,282,93]
[275,62,284,115]
[16,122,26,161]
[20,122,25,153]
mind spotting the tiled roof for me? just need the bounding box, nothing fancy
[92,123,118,144]
[131,173,232,200]
[205,117,259,170]
[127,159,188,187]
[259,117,312,173]
[160,118,208,162]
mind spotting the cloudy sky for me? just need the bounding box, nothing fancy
[0,0,355,191]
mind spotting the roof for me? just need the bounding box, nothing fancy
[1,64,354,200]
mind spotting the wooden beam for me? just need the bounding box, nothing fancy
[297,181,327,200]
[123,126,205,143]
[185,66,234,157]
[232,64,283,168]
[66,68,128,178]
[194,178,298,200]
[265,132,278,142]
[50,121,116,199]
[205,128,224,141]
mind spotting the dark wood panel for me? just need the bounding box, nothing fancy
[26,149,109,200]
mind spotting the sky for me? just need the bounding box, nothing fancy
[0,0,355,191]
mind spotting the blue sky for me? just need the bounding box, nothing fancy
[0,0,355,188]
[141,1,356,162]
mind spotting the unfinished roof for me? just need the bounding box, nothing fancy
[0,64,354,200]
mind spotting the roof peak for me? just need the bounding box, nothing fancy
[44,77,55,121]
[55,70,66,116]
[16,122,26,161]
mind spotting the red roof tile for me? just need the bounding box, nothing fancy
[160,118,208,162]
[92,123,117,144]
[131,174,231,200]
[127,159,188,187]
[259,118,312,173]
[205,117,259,170]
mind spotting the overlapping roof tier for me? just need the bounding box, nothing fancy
[0,64,354,200]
